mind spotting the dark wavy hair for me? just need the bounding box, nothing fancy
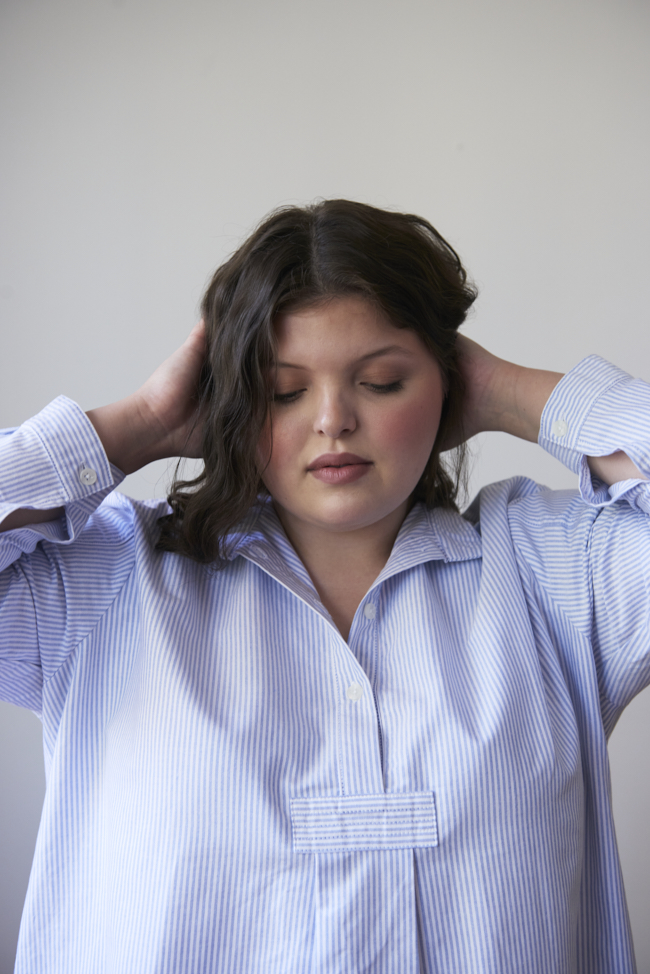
[157,199,477,563]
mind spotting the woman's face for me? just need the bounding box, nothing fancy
[259,294,445,537]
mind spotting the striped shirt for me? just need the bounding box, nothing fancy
[1,354,649,974]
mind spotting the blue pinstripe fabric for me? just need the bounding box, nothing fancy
[1,354,649,973]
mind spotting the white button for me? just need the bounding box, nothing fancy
[363,603,376,620]
[79,466,98,486]
[551,419,569,438]
[346,683,363,702]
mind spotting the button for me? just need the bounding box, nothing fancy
[79,466,98,486]
[551,419,569,438]
[363,603,376,620]
[346,683,363,702]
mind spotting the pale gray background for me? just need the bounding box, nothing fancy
[1,0,649,970]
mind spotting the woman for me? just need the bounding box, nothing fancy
[1,199,648,973]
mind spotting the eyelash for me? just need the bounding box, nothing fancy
[272,381,404,405]
[368,380,404,394]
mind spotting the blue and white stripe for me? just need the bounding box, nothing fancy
[1,354,649,973]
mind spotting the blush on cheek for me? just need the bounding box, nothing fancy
[256,417,299,499]
[256,423,274,475]
[379,398,442,462]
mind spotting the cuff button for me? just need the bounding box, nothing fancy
[79,466,98,486]
[551,419,569,438]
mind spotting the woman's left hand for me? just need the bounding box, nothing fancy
[441,334,564,450]
[444,334,646,487]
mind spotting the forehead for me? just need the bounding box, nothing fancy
[273,295,428,362]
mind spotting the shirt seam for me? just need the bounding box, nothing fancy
[29,423,74,503]
[545,372,628,454]
[590,504,650,666]
[40,540,137,691]
[294,843,437,852]
[511,522,594,641]
[574,377,629,448]
[332,653,346,796]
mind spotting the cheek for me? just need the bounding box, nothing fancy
[257,413,297,486]
[378,393,442,462]
[256,422,272,473]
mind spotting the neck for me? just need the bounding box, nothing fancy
[272,500,410,639]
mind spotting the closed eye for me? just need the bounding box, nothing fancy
[364,381,404,394]
[272,380,404,404]
[272,389,306,404]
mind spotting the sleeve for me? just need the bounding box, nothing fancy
[520,355,650,717]
[538,354,650,513]
[0,397,134,713]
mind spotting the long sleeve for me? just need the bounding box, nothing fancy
[0,397,133,712]
[510,355,650,721]
[538,353,650,510]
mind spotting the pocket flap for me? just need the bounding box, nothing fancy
[290,791,438,854]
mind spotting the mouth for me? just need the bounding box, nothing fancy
[307,453,371,471]
[307,453,373,485]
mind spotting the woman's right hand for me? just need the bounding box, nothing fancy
[86,320,208,475]
[1,323,208,534]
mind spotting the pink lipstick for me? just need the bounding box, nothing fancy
[307,452,372,485]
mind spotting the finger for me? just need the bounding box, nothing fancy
[185,319,207,353]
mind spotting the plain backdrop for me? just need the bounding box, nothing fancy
[1,0,649,970]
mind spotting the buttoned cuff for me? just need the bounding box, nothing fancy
[539,355,650,510]
[0,395,125,540]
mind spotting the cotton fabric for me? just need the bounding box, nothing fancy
[1,355,650,973]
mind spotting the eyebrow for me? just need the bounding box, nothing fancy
[276,344,416,370]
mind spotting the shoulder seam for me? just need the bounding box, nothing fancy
[514,545,594,640]
[40,534,138,689]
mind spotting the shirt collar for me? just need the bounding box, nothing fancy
[225,498,481,614]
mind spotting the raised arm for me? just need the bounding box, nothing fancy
[452,335,647,485]
[1,321,207,533]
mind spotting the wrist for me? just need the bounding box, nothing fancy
[488,361,564,443]
[86,395,162,475]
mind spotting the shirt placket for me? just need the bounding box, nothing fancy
[308,593,423,973]
[240,540,433,973]
[344,592,385,790]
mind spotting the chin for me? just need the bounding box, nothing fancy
[308,495,404,533]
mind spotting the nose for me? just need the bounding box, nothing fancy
[313,387,357,439]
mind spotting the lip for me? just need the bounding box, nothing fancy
[307,452,371,470]
[307,452,373,486]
